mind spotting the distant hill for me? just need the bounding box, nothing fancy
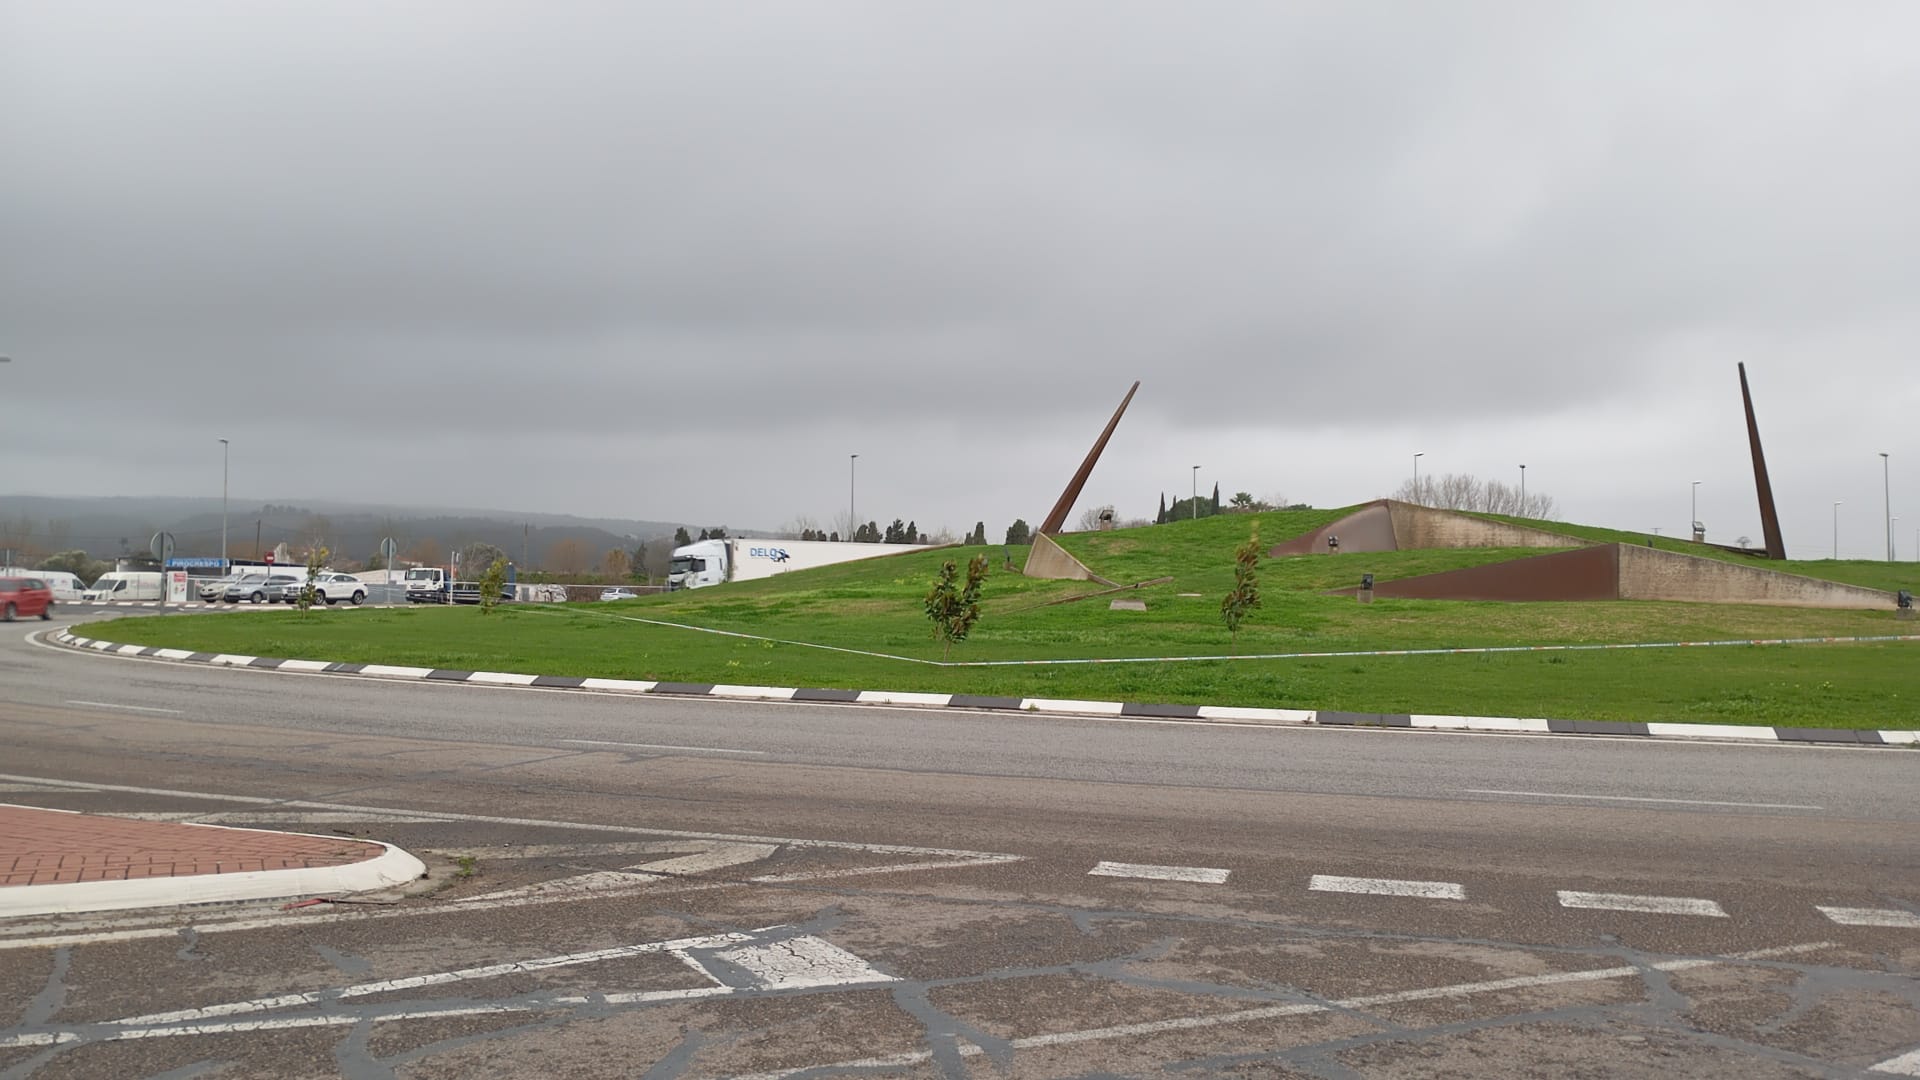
[0,495,725,572]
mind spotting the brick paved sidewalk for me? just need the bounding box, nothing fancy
[1,804,386,888]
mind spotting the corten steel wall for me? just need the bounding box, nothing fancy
[1617,544,1893,609]
[1336,546,1616,602]
[1022,533,1101,582]
[1330,543,1896,609]
[1268,503,1398,556]
[1389,502,1584,551]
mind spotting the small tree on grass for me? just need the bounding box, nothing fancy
[925,554,989,659]
[1220,524,1261,650]
[297,545,330,616]
[480,558,507,614]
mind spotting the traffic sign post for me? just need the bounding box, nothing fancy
[150,532,176,608]
[381,537,397,588]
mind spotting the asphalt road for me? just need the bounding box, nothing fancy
[2,608,1916,1078]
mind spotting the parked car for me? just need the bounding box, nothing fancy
[311,572,369,606]
[269,572,368,606]
[223,574,297,604]
[599,588,636,601]
[0,577,55,621]
[199,574,246,601]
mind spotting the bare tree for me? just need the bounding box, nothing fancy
[1393,474,1557,519]
[602,548,630,580]
[1075,504,1116,531]
[459,542,508,579]
[778,515,822,540]
[549,537,589,576]
[404,537,443,568]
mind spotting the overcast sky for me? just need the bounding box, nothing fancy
[3,2,1916,557]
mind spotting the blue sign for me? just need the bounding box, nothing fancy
[746,546,790,562]
[166,557,227,569]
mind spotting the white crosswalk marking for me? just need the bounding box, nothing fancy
[1557,890,1727,917]
[1816,905,1920,929]
[1310,874,1465,900]
[1088,861,1230,884]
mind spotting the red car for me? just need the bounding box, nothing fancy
[0,577,55,621]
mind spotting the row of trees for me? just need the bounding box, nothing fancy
[1391,474,1557,519]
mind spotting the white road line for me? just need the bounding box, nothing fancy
[1088,861,1230,885]
[1872,1046,1920,1075]
[0,926,897,1048]
[0,773,1014,858]
[1816,905,1920,929]
[456,841,781,902]
[560,738,767,756]
[118,812,451,825]
[106,929,755,1027]
[1309,875,1465,900]
[751,855,1023,883]
[63,700,183,715]
[1557,890,1728,917]
[735,942,1836,1079]
[1467,789,1822,811]
[0,773,1024,951]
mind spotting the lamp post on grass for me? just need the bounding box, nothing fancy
[849,454,859,542]
[1191,465,1201,521]
[1413,452,1424,505]
[1833,500,1842,560]
[1691,480,1700,542]
[1519,464,1526,516]
[219,438,230,575]
[1881,452,1892,562]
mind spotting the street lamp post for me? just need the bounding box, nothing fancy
[849,454,859,542]
[1191,465,1201,521]
[1833,500,1842,560]
[1518,464,1526,515]
[1413,452,1424,505]
[1881,452,1892,562]
[1691,480,1700,541]
[219,438,230,574]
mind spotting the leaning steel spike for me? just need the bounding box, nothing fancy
[1037,381,1141,537]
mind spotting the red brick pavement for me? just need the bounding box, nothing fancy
[0,804,386,887]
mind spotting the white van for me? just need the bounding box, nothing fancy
[82,571,164,602]
[0,568,84,602]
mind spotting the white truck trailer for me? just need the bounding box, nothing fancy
[666,538,937,590]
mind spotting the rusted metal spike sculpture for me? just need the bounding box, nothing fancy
[1038,380,1141,536]
[1739,362,1787,560]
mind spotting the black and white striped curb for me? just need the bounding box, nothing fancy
[46,629,1919,748]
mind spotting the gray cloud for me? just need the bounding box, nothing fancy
[2,2,1916,555]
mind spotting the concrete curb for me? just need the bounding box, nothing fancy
[47,629,1920,750]
[0,827,426,918]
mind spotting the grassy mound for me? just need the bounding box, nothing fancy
[80,509,1920,728]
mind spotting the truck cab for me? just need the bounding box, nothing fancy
[666,540,730,590]
[403,566,449,603]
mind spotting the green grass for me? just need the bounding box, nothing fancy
[80,511,1920,729]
